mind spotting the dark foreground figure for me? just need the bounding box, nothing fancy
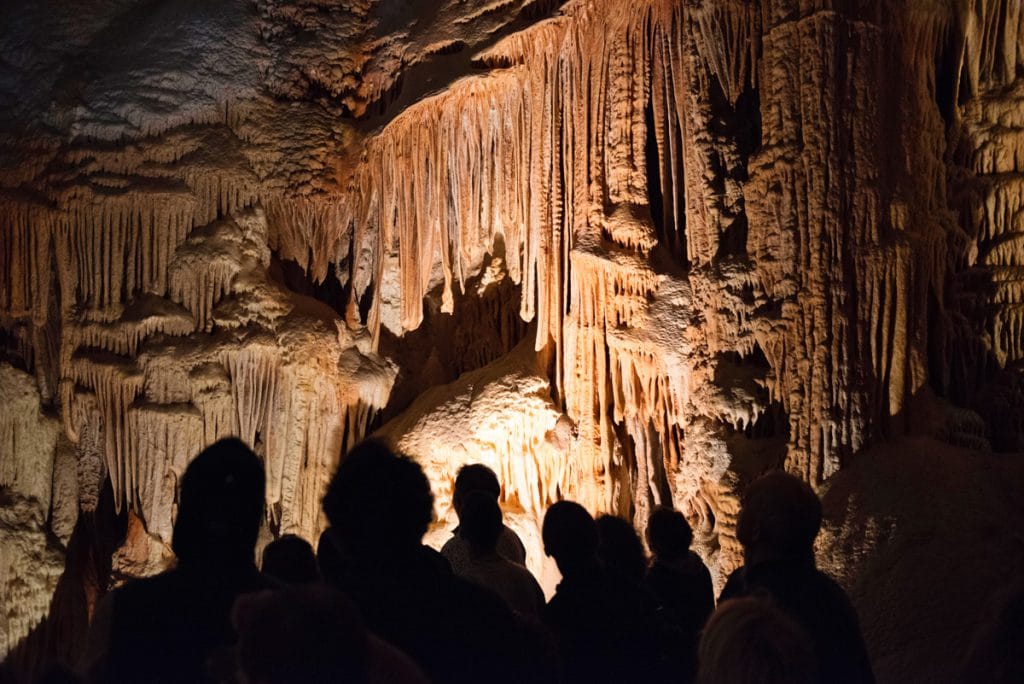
[441,463,527,572]
[260,534,319,585]
[452,490,545,617]
[698,597,816,684]
[8,434,894,684]
[542,502,670,684]
[83,438,269,683]
[234,583,428,683]
[644,506,715,681]
[719,471,874,684]
[319,440,552,684]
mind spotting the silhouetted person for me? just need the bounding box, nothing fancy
[261,534,319,585]
[454,490,545,617]
[321,440,549,684]
[643,507,714,681]
[719,471,874,684]
[84,438,269,683]
[234,584,428,684]
[316,526,349,581]
[596,514,647,588]
[441,464,526,573]
[543,501,668,684]
[961,588,1024,683]
[697,597,816,684]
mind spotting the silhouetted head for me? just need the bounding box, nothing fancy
[596,515,646,587]
[235,585,368,684]
[647,506,694,561]
[322,439,433,555]
[262,534,319,585]
[698,598,816,684]
[736,471,822,564]
[460,490,503,555]
[452,463,501,515]
[172,438,264,566]
[543,500,598,575]
[317,527,348,583]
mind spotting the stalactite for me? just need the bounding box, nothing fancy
[345,68,537,334]
[0,200,55,324]
[669,1,750,268]
[62,298,195,359]
[125,403,204,542]
[264,197,352,286]
[689,0,760,106]
[948,0,1024,390]
[46,205,395,547]
[954,73,1024,368]
[167,220,245,332]
[66,352,145,512]
[189,363,237,446]
[223,347,279,453]
[325,1,718,529]
[218,340,393,540]
[264,370,362,537]
[745,4,907,483]
[15,125,264,329]
[7,0,1024,622]
[564,239,662,512]
[960,0,1024,99]
[54,193,198,319]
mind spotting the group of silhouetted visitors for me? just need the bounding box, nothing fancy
[9,436,1022,683]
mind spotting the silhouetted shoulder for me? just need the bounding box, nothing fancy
[97,566,269,683]
[734,562,873,684]
[443,525,526,571]
[440,533,470,573]
[499,525,527,565]
[460,556,545,617]
[718,565,746,603]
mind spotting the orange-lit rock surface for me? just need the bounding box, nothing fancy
[2,0,1024,678]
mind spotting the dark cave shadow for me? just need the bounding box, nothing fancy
[817,383,1024,682]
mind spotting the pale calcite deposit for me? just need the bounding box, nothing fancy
[376,341,570,591]
[0,364,67,656]
[2,0,1024,676]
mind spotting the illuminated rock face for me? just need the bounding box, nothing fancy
[0,363,67,656]
[1,0,1024,664]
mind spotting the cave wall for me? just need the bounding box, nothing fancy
[2,0,1024,668]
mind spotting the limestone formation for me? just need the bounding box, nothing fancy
[0,364,66,656]
[2,0,1024,676]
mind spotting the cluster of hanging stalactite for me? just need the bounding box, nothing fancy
[2,199,396,555]
[3,0,1024,629]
